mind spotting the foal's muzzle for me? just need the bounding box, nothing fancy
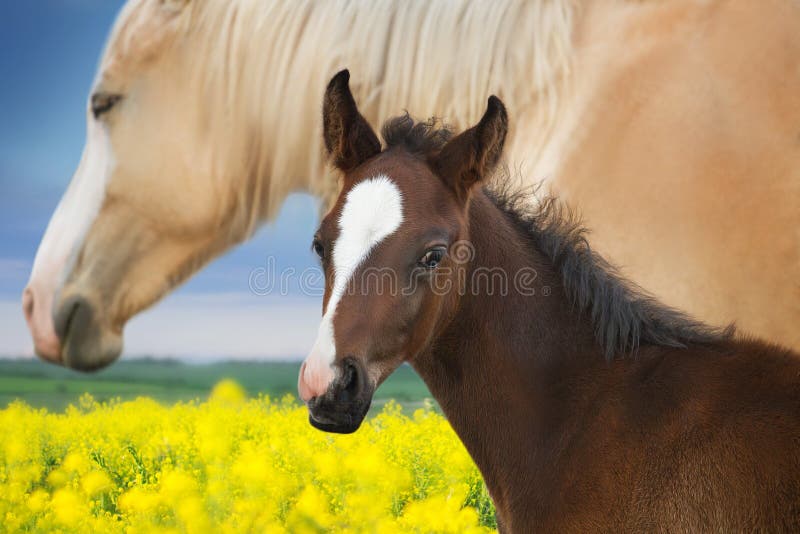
[306,358,373,434]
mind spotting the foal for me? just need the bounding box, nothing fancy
[299,70,800,532]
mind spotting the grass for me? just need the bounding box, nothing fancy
[0,359,434,413]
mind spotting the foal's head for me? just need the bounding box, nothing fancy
[298,70,507,433]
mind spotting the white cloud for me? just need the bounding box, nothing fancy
[0,292,321,361]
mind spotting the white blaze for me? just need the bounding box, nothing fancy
[301,175,403,397]
[31,118,115,284]
[24,113,115,355]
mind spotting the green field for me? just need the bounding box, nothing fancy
[0,359,434,413]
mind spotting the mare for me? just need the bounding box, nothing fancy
[298,70,800,532]
[22,0,800,370]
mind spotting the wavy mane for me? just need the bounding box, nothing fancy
[486,181,736,358]
[106,0,576,233]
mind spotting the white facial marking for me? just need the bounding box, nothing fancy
[301,175,403,396]
[30,116,115,287]
[24,109,116,357]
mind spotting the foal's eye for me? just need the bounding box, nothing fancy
[418,247,446,269]
[91,92,122,119]
[311,239,325,260]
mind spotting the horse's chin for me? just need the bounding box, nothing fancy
[308,414,365,435]
[62,335,122,372]
[307,397,371,435]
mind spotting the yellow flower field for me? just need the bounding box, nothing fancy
[0,380,496,533]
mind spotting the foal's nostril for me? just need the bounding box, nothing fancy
[343,361,359,393]
[338,359,365,402]
[306,358,372,434]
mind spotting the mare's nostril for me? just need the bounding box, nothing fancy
[22,288,34,325]
[54,295,93,342]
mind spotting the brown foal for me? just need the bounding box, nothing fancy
[298,70,800,532]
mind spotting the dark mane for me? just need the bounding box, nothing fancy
[381,113,453,155]
[485,181,735,359]
[380,114,735,359]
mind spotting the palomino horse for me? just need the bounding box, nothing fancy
[299,70,800,532]
[23,0,800,369]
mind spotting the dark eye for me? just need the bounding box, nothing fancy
[418,247,446,269]
[91,92,122,119]
[311,238,325,260]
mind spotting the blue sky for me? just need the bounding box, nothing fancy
[0,1,322,359]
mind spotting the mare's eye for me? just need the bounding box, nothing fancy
[419,247,446,269]
[312,239,325,260]
[91,92,122,119]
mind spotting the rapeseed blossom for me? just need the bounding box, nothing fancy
[0,384,496,533]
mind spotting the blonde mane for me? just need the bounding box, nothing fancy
[106,0,576,236]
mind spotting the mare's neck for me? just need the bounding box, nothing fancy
[411,190,602,524]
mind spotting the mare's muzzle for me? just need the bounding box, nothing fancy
[307,358,373,434]
[53,293,122,372]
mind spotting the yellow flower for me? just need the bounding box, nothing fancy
[286,486,335,533]
[209,379,247,404]
[160,470,199,503]
[82,470,113,497]
[0,380,496,532]
[51,488,85,526]
[27,489,49,513]
[46,468,69,488]
[118,487,160,515]
[62,451,90,473]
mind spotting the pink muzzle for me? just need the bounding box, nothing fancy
[297,359,336,403]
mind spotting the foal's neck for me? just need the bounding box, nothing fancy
[411,190,603,524]
[416,190,603,394]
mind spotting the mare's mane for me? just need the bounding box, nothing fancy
[118,0,575,226]
[380,114,735,358]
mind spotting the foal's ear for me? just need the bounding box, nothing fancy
[431,96,508,201]
[323,70,382,172]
